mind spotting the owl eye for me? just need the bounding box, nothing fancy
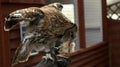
[59,5,63,8]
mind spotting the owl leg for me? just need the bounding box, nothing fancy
[42,46,60,61]
[42,53,54,61]
[22,33,34,44]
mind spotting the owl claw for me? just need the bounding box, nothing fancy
[42,53,54,61]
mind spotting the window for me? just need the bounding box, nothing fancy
[84,0,103,46]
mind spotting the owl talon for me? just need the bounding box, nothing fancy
[42,53,54,61]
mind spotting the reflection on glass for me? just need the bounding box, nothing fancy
[84,0,103,46]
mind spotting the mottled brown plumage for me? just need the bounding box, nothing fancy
[4,3,77,66]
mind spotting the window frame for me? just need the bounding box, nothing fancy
[77,0,108,48]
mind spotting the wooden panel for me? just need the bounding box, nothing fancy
[77,0,86,48]
[1,0,45,4]
[13,52,45,67]
[0,1,3,67]
[102,0,108,41]
[67,42,109,67]
[0,5,11,67]
[0,44,2,67]
[0,8,2,67]
[108,19,120,67]
[1,0,9,2]
[10,29,20,40]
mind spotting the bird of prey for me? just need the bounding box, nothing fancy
[4,2,77,65]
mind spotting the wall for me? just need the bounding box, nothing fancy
[0,2,3,67]
[1,0,45,4]
[68,42,109,67]
[108,19,120,67]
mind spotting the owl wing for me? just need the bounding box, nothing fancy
[4,7,44,31]
[12,33,36,65]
